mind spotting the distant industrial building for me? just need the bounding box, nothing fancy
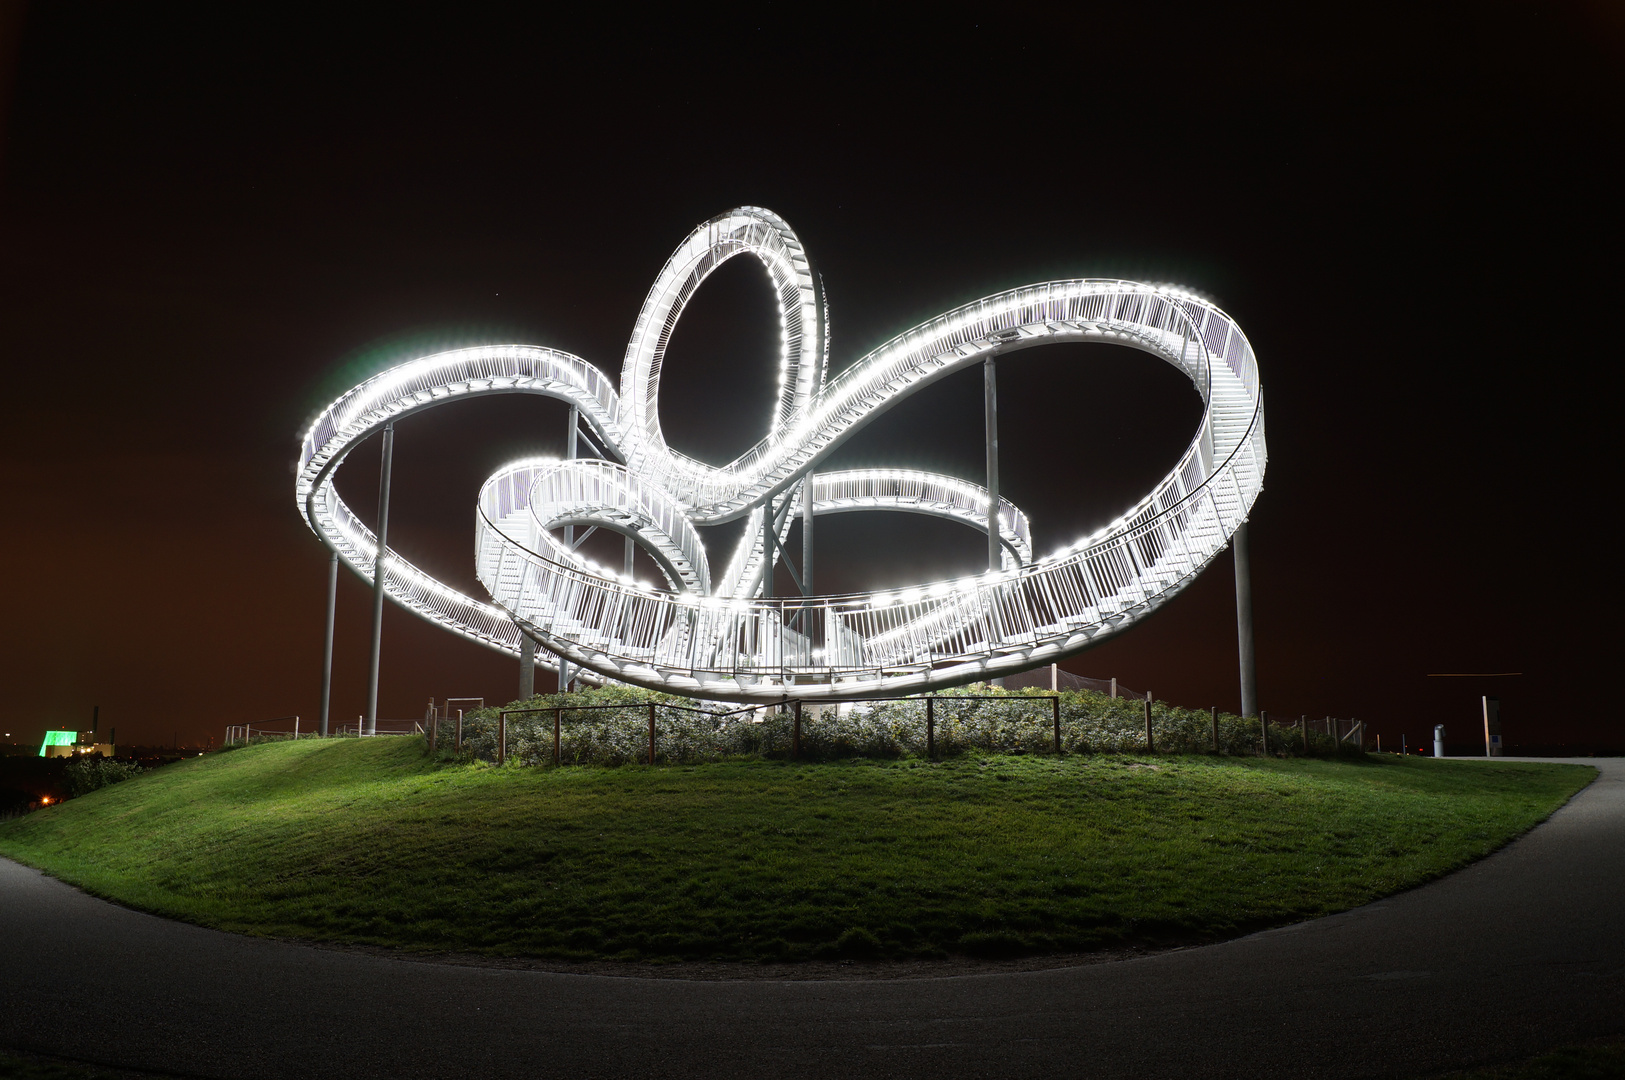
[38,732,114,758]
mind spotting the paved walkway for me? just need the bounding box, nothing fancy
[2,758,1621,1079]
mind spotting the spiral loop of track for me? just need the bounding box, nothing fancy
[297,207,1265,701]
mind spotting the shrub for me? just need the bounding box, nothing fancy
[427,683,1361,767]
[62,757,142,798]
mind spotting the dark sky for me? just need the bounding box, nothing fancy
[0,5,1617,751]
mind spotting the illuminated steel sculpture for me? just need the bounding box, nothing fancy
[298,207,1265,703]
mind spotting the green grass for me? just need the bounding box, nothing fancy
[0,739,1593,963]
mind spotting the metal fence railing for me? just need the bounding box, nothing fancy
[422,688,1369,768]
[224,716,423,745]
[220,679,1366,762]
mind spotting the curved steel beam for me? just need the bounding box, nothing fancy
[297,208,1266,701]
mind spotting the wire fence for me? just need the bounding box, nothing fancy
[223,673,1366,763]
[423,683,1366,767]
[224,717,424,746]
[1001,666,1152,700]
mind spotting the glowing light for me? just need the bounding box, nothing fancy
[297,208,1265,701]
[38,730,76,757]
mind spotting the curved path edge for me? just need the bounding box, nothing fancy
[3,758,1621,1080]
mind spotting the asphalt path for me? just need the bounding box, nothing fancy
[2,758,1621,1080]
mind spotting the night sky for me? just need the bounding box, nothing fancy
[0,6,1616,752]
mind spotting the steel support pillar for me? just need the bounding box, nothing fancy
[984,355,1000,573]
[802,475,814,595]
[558,406,578,694]
[364,421,395,736]
[519,635,535,701]
[319,549,337,737]
[984,355,1002,686]
[761,502,775,599]
[1234,520,1258,718]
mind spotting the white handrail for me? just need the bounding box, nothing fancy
[297,209,1264,701]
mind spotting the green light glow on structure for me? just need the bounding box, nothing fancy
[39,731,77,757]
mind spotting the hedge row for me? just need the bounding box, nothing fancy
[433,685,1359,766]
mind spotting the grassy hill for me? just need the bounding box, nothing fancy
[0,739,1593,963]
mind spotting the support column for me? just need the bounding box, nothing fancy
[519,635,535,701]
[984,354,1000,574]
[319,550,337,737]
[984,355,1002,687]
[364,421,395,736]
[1234,521,1258,718]
[761,503,775,599]
[624,534,635,578]
[558,406,579,694]
[802,475,814,595]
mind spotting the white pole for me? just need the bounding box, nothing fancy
[319,551,337,737]
[559,407,578,694]
[802,476,814,595]
[984,355,1002,688]
[365,422,395,737]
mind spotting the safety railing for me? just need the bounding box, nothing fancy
[426,692,1361,767]
[297,208,1263,703]
[224,717,426,745]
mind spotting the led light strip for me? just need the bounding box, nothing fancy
[298,208,1265,699]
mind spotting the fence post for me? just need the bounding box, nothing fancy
[554,707,562,766]
[498,711,507,766]
[1052,695,1061,755]
[1211,706,1220,753]
[1144,697,1154,754]
[455,709,463,750]
[793,700,802,761]
[427,707,436,753]
[926,696,935,759]
[1261,709,1270,756]
[1301,714,1308,753]
[648,702,656,766]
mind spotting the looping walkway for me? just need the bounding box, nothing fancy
[297,207,1266,701]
